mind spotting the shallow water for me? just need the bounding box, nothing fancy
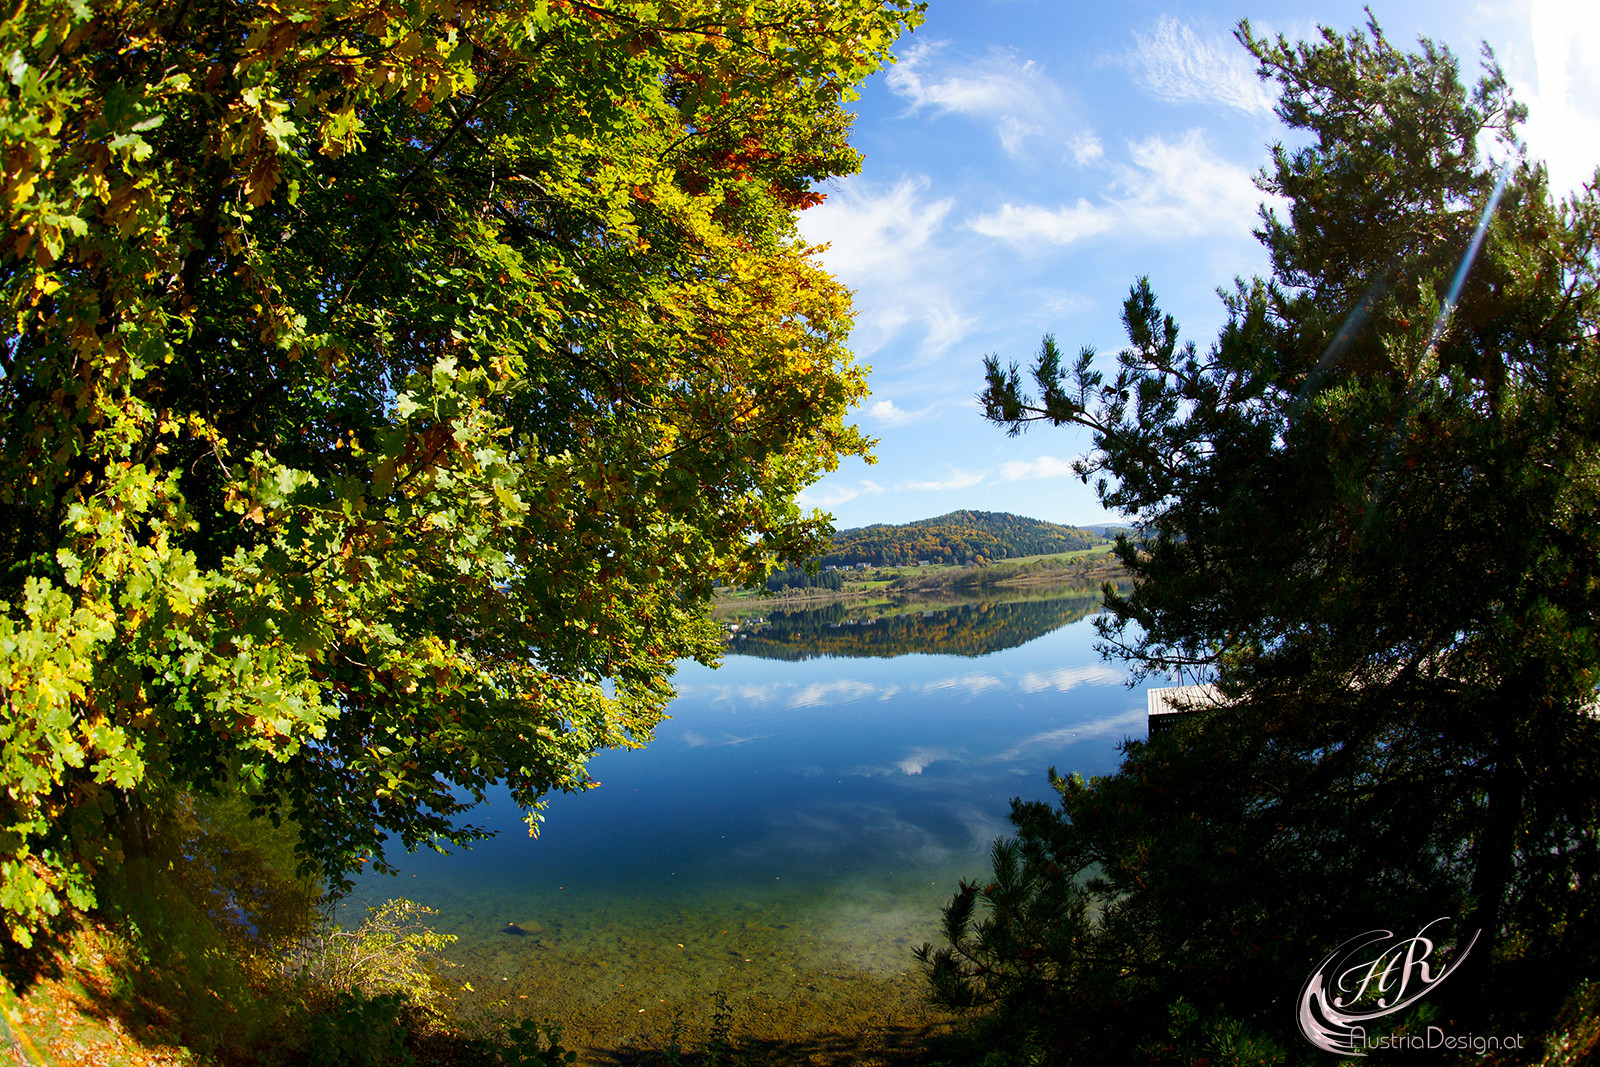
[346,595,1157,1057]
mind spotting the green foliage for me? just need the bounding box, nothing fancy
[954,13,1600,1064]
[825,510,1102,567]
[0,0,923,942]
[304,992,419,1067]
[299,898,458,1024]
[500,1018,578,1067]
[884,549,1120,594]
[918,741,1397,1064]
[74,785,328,1058]
[764,567,845,593]
[1137,999,1288,1067]
[1538,981,1600,1066]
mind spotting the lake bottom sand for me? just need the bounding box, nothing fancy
[350,874,965,1065]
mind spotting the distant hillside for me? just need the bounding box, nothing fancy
[821,510,1103,567]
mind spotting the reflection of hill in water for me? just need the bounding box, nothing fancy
[727,593,1105,660]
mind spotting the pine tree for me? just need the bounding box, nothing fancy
[931,15,1600,1059]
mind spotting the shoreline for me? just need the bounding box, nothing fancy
[712,555,1127,616]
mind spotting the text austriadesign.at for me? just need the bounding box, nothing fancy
[1351,1027,1525,1054]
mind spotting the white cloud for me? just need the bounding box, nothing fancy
[969,130,1268,250]
[796,479,885,510]
[887,41,1071,157]
[1069,135,1104,165]
[998,116,1042,156]
[920,306,980,360]
[904,468,988,492]
[801,176,951,283]
[1129,16,1276,115]
[999,454,1085,482]
[867,398,936,426]
[798,177,976,361]
[972,200,1115,246]
[1522,0,1600,199]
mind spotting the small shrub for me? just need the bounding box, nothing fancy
[502,1019,578,1067]
[304,991,417,1067]
[296,899,458,1024]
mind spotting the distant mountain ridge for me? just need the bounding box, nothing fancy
[820,510,1103,567]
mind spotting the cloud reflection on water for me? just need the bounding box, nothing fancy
[681,730,772,748]
[741,801,959,868]
[911,672,1006,697]
[992,707,1147,762]
[894,747,952,775]
[790,679,901,707]
[1017,664,1128,692]
[687,663,1122,710]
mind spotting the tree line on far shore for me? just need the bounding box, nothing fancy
[817,509,1105,567]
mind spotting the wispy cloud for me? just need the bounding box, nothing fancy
[999,454,1085,482]
[886,41,1073,158]
[972,199,1114,246]
[867,399,936,426]
[799,177,976,361]
[797,479,885,510]
[904,468,989,492]
[969,130,1267,250]
[802,176,951,283]
[1039,291,1092,318]
[919,305,981,360]
[1522,0,1600,198]
[1128,17,1276,115]
[1069,135,1104,165]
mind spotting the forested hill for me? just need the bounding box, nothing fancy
[822,510,1102,567]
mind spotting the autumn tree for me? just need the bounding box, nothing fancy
[924,15,1600,1061]
[0,0,921,943]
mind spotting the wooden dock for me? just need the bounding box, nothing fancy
[1146,684,1226,738]
[1147,681,1598,740]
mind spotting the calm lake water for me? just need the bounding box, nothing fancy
[346,591,1159,1055]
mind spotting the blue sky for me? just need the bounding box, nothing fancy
[794,0,1600,530]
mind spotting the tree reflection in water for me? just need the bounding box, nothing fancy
[726,590,1123,660]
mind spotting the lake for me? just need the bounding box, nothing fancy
[345,589,1159,1059]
